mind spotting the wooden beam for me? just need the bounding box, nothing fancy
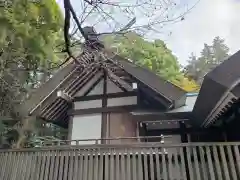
[102,70,108,143]
[82,75,104,96]
[68,105,138,116]
[107,69,133,91]
[132,112,192,122]
[74,91,137,101]
[57,90,72,101]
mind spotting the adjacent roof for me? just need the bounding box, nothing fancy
[192,50,240,127]
[18,50,186,127]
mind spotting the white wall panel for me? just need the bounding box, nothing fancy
[107,78,122,93]
[71,114,102,144]
[74,72,103,97]
[88,79,103,95]
[74,100,102,109]
[107,96,137,107]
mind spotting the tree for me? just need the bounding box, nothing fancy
[184,36,230,85]
[103,32,199,92]
[0,0,65,148]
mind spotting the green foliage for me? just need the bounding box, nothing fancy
[0,0,65,148]
[103,32,199,92]
[184,36,230,84]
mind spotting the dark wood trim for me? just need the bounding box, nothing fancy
[82,75,104,96]
[107,74,128,92]
[132,112,192,122]
[102,70,108,143]
[74,91,137,101]
[67,103,74,142]
[179,122,188,142]
[69,105,138,116]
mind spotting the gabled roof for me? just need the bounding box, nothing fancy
[18,50,186,127]
[112,55,186,108]
[192,50,240,127]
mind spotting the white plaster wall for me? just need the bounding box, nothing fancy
[107,78,122,93]
[74,72,103,97]
[87,79,103,95]
[74,74,126,99]
[71,114,102,144]
[107,96,137,107]
[74,100,102,109]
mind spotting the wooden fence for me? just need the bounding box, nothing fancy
[0,142,240,180]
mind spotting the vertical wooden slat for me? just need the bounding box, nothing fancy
[167,151,173,180]
[110,148,115,180]
[58,151,65,180]
[154,148,160,180]
[127,148,131,180]
[39,151,47,180]
[143,148,149,180]
[73,150,79,180]
[69,150,74,180]
[52,151,61,180]
[104,150,109,180]
[199,146,208,180]
[0,152,5,178]
[212,145,223,180]
[34,152,42,180]
[25,152,33,180]
[174,148,181,179]
[116,149,120,180]
[192,146,201,180]
[1,152,9,179]
[53,151,61,180]
[63,151,70,180]
[20,152,28,180]
[5,151,15,179]
[206,146,215,179]
[120,150,126,180]
[48,151,55,180]
[10,152,19,180]
[31,152,39,179]
[233,145,240,177]
[44,151,51,180]
[220,145,230,180]
[94,149,99,180]
[99,149,104,180]
[132,149,137,180]
[186,147,194,180]
[78,151,84,180]
[89,149,94,180]
[18,152,26,180]
[227,145,238,180]
[0,153,3,176]
[162,148,168,180]
[179,147,187,180]
[149,148,155,180]
[83,150,89,180]
[137,149,143,180]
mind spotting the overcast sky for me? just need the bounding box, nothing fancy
[163,0,240,65]
[57,0,240,66]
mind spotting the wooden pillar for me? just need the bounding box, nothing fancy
[101,70,108,144]
[179,121,190,180]
[67,103,74,144]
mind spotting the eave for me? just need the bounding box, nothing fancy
[192,50,240,127]
[18,50,188,127]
